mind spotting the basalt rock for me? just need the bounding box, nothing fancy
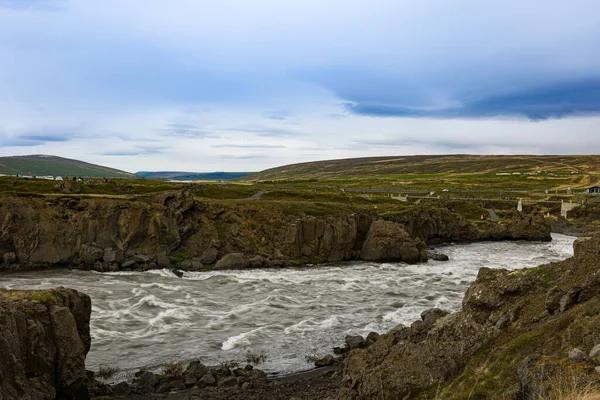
[214,253,248,270]
[0,288,92,400]
[314,354,336,367]
[0,191,553,272]
[360,220,421,263]
[338,237,600,400]
[199,247,219,264]
[102,248,124,265]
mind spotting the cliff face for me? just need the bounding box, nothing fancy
[0,288,92,400]
[0,190,551,271]
[384,205,551,244]
[339,237,600,399]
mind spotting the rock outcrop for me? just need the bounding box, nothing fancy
[0,190,551,271]
[385,205,551,244]
[0,288,92,400]
[339,237,600,399]
[214,253,248,270]
[360,220,424,263]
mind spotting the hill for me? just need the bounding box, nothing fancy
[137,171,253,180]
[0,155,137,179]
[246,155,600,182]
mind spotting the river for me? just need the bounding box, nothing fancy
[0,234,575,375]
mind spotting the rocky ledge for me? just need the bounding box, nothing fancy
[339,236,600,399]
[0,288,91,400]
[0,190,551,272]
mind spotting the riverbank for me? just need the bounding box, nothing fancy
[2,235,598,399]
[2,236,575,375]
[1,189,552,274]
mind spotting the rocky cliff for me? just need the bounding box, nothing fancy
[0,288,91,400]
[338,237,600,399]
[0,190,551,271]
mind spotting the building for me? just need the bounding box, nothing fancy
[586,186,600,194]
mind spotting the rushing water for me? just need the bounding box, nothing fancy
[0,234,575,375]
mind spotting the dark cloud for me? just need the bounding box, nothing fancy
[345,78,600,120]
[1,138,44,147]
[1,130,74,147]
[352,138,487,150]
[18,134,70,142]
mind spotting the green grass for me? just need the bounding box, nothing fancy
[0,155,135,178]
[214,219,227,239]
[243,155,600,193]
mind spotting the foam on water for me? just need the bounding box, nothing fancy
[0,234,576,374]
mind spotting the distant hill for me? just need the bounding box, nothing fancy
[137,171,254,181]
[0,155,137,178]
[245,155,600,181]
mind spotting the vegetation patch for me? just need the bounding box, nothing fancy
[97,366,120,379]
[244,349,268,364]
[161,361,184,377]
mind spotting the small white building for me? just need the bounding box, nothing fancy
[586,186,600,194]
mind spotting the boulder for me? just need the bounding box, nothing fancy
[314,354,335,367]
[545,286,564,314]
[111,381,132,396]
[589,344,600,361]
[102,248,124,265]
[248,255,268,268]
[81,244,103,264]
[91,261,105,272]
[346,335,366,350]
[559,288,581,312]
[0,288,92,400]
[192,259,203,270]
[421,308,450,327]
[135,371,158,394]
[169,379,186,390]
[427,251,450,261]
[157,254,171,268]
[569,348,588,361]
[198,373,217,388]
[365,332,380,346]
[360,220,421,263]
[214,253,248,270]
[171,269,184,278]
[121,259,136,269]
[217,376,238,387]
[2,251,16,263]
[134,254,152,263]
[200,248,219,264]
[184,361,208,386]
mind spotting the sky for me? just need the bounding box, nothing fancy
[1,0,599,173]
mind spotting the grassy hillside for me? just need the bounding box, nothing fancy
[244,155,600,191]
[0,155,137,178]
[247,155,600,180]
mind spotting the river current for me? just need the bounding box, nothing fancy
[0,234,575,375]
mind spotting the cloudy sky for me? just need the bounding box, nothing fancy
[1,0,599,173]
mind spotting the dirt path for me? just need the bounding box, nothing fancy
[244,190,266,200]
[486,208,500,221]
